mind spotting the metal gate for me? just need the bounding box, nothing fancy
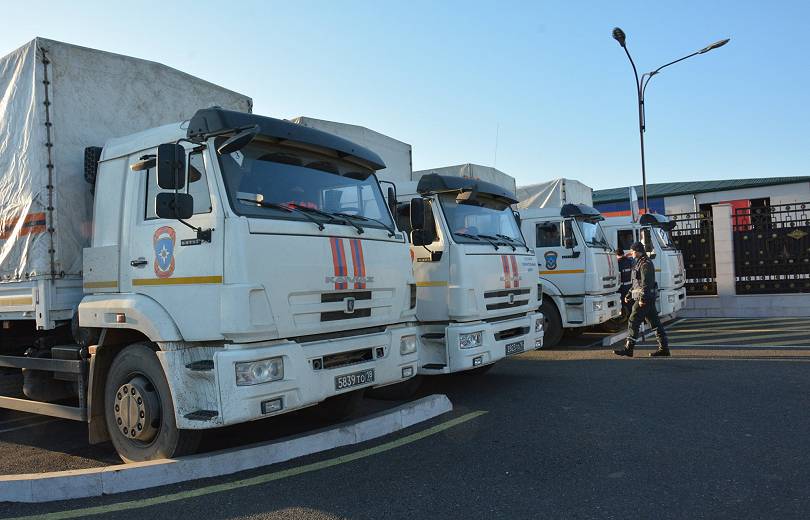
[668,211,717,295]
[733,202,810,294]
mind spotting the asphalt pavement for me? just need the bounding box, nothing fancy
[4,318,810,519]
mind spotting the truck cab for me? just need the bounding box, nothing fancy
[3,108,421,462]
[519,204,622,346]
[601,213,686,316]
[394,174,543,375]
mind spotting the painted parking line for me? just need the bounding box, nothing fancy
[7,410,488,520]
[0,418,57,434]
[642,328,810,346]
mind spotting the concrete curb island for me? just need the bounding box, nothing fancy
[0,394,453,503]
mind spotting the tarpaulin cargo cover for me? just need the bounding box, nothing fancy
[516,178,593,209]
[0,37,252,282]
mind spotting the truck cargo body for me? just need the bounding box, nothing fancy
[0,37,252,329]
[292,117,543,377]
[0,40,418,462]
[601,214,686,316]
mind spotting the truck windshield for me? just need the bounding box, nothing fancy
[577,219,611,249]
[217,141,394,230]
[438,194,525,246]
[653,226,677,250]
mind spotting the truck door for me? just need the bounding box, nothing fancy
[535,219,585,296]
[120,147,225,341]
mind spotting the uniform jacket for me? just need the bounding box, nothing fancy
[618,256,633,296]
[630,254,656,304]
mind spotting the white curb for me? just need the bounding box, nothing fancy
[0,394,453,503]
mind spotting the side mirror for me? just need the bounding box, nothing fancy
[563,237,575,249]
[411,229,432,247]
[156,192,194,220]
[642,228,654,252]
[387,186,397,219]
[157,143,186,190]
[562,219,575,244]
[217,126,259,155]
[410,197,426,231]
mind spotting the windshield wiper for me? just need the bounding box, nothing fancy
[492,234,518,251]
[289,205,364,235]
[333,212,395,237]
[236,198,325,231]
[473,234,503,251]
[453,232,481,241]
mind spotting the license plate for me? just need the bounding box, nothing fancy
[505,340,525,356]
[335,368,375,391]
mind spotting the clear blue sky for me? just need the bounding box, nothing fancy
[2,0,808,190]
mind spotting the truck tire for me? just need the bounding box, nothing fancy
[366,376,423,401]
[540,299,563,348]
[311,389,364,422]
[104,343,201,462]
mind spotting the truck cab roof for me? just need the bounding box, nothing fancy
[416,173,518,205]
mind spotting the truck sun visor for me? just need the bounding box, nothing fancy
[639,213,676,230]
[187,108,386,171]
[560,203,604,221]
[416,174,518,205]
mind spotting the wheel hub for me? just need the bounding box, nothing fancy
[113,375,160,443]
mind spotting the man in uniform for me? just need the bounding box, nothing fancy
[613,241,670,357]
[615,248,633,316]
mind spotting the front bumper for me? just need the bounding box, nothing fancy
[418,312,544,375]
[658,287,686,315]
[576,293,622,326]
[163,325,419,429]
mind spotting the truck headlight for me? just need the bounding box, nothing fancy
[400,334,418,355]
[235,357,284,386]
[593,301,603,311]
[535,316,544,333]
[459,331,483,349]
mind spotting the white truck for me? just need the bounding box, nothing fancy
[601,213,687,317]
[0,38,419,462]
[516,179,621,347]
[293,118,543,382]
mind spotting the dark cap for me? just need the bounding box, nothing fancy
[614,248,624,256]
[630,241,645,253]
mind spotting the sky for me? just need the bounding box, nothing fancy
[1,0,808,190]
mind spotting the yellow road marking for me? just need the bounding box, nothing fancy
[83,281,118,289]
[416,281,449,287]
[0,297,33,306]
[133,275,223,286]
[539,269,585,275]
[10,410,487,520]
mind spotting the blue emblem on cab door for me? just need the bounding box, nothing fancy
[153,226,176,278]
[544,251,558,270]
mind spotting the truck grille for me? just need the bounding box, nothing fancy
[494,326,529,341]
[484,287,530,311]
[317,348,374,370]
[290,288,395,327]
[320,291,372,322]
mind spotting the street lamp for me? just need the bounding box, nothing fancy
[612,27,730,212]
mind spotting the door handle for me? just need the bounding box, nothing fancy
[130,258,148,268]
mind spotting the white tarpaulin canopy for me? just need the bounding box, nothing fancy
[516,178,593,209]
[0,37,252,281]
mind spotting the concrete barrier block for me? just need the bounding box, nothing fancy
[30,470,103,502]
[401,395,453,429]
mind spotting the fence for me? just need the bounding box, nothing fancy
[669,211,717,296]
[733,202,810,294]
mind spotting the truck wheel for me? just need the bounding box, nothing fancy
[540,300,563,348]
[311,389,364,422]
[104,343,201,462]
[366,376,423,401]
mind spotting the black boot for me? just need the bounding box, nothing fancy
[650,330,670,357]
[614,338,635,357]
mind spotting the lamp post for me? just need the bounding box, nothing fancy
[612,27,730,212]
